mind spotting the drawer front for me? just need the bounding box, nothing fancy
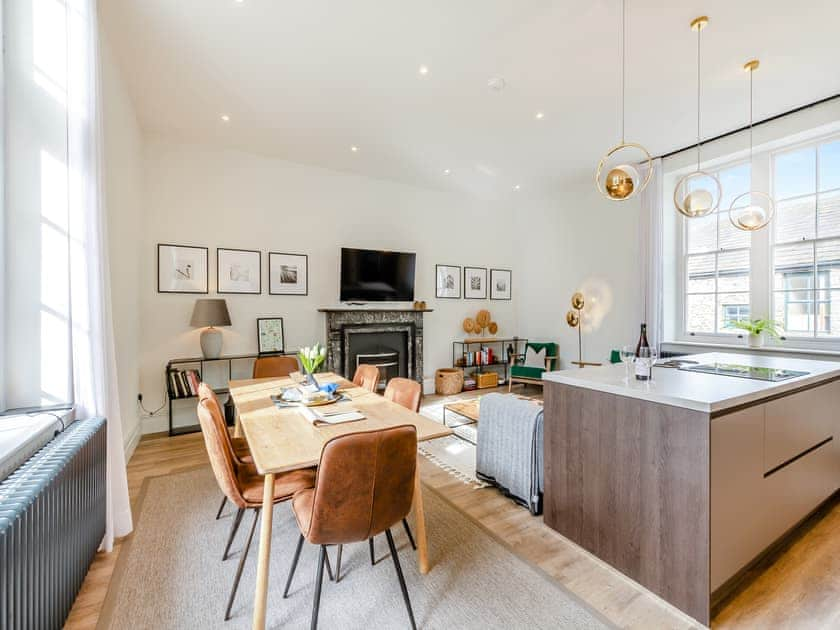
[764,382,838,474]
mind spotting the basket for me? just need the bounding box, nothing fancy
[476,372,499,389]
[435,368,464,395]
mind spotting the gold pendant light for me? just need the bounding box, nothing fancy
[674,16,721,218]
[729,59,776,231]
[595,0,652,201]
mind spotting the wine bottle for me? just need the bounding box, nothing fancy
[635,323,650,381]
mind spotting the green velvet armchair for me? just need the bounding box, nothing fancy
[508,342,558,392]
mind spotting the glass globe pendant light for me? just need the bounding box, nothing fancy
[595,0,652,201]
[729,59,776,231]
[674,16,721,218]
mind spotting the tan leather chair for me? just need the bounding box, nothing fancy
[252,355,299,379]
[196,398,319,620]
[352,364,380,392]
[384,377,422,413]
[283,426,418,630]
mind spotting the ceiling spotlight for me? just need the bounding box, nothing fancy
[418,65,429,76]
[535,112,545,120]
[513,185,521,191]
[220,114,230,122]
[443,169,451,175]
[487,76,506,92]
[350,146,359,153]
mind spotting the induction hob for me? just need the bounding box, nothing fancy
[679,362,809,382]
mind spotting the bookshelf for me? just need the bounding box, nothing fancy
[451,337,528,390]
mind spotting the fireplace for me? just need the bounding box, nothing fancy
[319,308,431,385]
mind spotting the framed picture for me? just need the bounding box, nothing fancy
[464,266,487,300]
[490,268,512,300]
[217,248,261,294]
[269,252,308,295]
[435,264,461,299]
[157,244,208,294]
[257,317,285,354]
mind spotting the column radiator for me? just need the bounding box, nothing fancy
[0,416,106,630]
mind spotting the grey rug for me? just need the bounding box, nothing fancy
[100,467,611,630]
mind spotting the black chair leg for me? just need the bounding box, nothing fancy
[216,496,227,520]
[324,547,335,582]
[224,508,260,620]
[310,545,327,630]
[385,529,417,630]
[402,518,417,550]
[335,545,343,582]
[283,534,305,598]
[223,508,245,560]
[369,537,375,565]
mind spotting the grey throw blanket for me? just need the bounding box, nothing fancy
[475,393,544,514]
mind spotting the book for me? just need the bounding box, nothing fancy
[298,404,364,425]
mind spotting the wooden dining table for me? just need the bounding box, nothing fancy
[229,372,453,630]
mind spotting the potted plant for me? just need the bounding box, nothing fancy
[726,318,781,348]
[298,343,327,385]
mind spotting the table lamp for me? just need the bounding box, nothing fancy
[190,299,231,359]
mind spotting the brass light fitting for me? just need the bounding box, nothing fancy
[565,292,601,368]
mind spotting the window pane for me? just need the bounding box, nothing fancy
[774,243,814,290]
[718,293,749,334]
[818,140,840,192]
[816,239,840,288]
[719,163,750,210]
[817,290,839,337]
[718,250,750,292]
[775,290,814,336]
[686,213,717,254]
[818,190,840,239]
[719,214,751,250]
[775,146,816,199]
[774,196,816,243]
[686,293,715,333]
[687,254,716,292]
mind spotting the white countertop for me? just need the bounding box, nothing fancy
[543,352,840,413]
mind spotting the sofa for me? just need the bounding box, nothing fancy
[475,393,544,515]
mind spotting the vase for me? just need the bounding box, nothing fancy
[304,366,320,387]
[748,332,763,348]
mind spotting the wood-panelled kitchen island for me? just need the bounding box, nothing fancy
[543,352,840,625]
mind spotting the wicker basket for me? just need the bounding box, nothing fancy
[435,368,464,395]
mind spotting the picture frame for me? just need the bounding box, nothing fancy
[435,264,461,299]
[157,244,208,294]
[217,248,261,294]
[257,317,285,354]
[269,252,308,295]
[490,268,512,300]
[464,266,487,300]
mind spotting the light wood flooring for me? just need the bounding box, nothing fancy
[65,387,840,629]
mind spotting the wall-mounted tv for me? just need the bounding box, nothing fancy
[340,247,416,302]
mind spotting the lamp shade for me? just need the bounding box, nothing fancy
[190,299,231,327]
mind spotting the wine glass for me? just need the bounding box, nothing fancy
[619,345,635,382]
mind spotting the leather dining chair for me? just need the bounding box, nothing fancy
[283,426,419,630]
[384,377,422,413]
[352,364,380,392]
[196,398,320,621]
[252,355,299,379]
[198,383,253,521]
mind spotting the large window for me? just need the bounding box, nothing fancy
[772,139,840,338]
[683,163,752,334]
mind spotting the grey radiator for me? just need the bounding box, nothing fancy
[0,416,107,630]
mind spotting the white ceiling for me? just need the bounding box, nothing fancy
[100,0,840,198]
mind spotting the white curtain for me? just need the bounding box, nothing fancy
[639,158,664,351]
[67,0,132,551]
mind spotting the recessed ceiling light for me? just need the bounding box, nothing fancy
[351,146,359,153]
[487,76,506,92]
[535,111,545,120]
[418,65,429,76]
[220,114,230,122]
[443,168,451,175]
[513,185,521,191]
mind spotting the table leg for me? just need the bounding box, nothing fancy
[412,466,429,574]
[234,409,242,439]
[252,473,274,630]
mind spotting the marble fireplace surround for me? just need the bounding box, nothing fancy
[319,307,433,383]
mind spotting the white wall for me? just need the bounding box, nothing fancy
[138,137,519,433]
[100,30,143,453]
[514,180,644,369]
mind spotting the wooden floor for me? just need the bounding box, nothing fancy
[66,388,840,629]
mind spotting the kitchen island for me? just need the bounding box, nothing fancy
[542,352,840,625]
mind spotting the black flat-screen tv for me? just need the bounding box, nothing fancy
[340,247,416,302]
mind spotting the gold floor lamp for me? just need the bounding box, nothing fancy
[566,292,602,368]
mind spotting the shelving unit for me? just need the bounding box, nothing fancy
[452,337,528,389]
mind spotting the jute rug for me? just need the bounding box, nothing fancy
[99,467,611,629]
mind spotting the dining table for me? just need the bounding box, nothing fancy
[228,372,453,630]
